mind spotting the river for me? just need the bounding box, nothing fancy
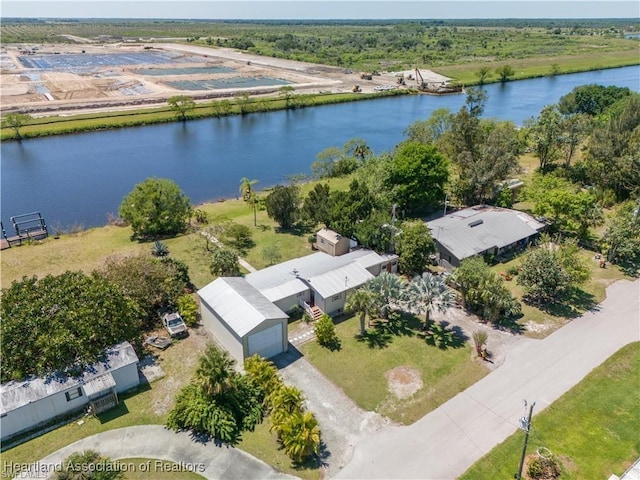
[1,66,639,230]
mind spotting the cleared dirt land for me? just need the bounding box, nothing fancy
[1,42,450,116]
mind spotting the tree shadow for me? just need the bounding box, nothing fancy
[257,224,271,232]
[424,321,466,349]
[322,337,342,352]
[275,223,311,237]
[356,327,393,349]
[493,313,526,335]
[531,288,596,319]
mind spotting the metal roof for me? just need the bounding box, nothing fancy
[308,262,374,298]
[1,342,138,414]
[82,372,116,397]
[427,206,545,262]
[198,277,288,338]
[245,250,383,296]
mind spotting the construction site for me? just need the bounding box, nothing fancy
[0,42,455,116]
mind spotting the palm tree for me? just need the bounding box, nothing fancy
[269,385,305,433]
[195,344,237,398]
[366,271,407,319]
[345,287,379,336]
[239,177,259,226]
[279,411,321,464]
[406,272,455,331]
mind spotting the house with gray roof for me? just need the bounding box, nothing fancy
[0,342,140,441]
[198,249,398,364]
[427,205,545,267]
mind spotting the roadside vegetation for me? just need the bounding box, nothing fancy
[460,342,640,480]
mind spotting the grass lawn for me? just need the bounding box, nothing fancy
[0,176,352,289]
[459,341,640,480]
[301,314,488,425]
[237,422,321,480]
[491,249,631,338]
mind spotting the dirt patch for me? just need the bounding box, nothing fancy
[385,366,423,399]
[146,324,213,416]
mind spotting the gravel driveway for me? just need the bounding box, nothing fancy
[273,348,391,477]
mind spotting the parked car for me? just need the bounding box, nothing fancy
[162,312,188,337]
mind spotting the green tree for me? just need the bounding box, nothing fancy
[118,177,192,239]
[406,272,456,331]
[54,450,124,480]
[239,177,259,226]
[476,66,491,84]
[404,108,454,146]
[445,93,521,205]
[602,200,640,265]
[390,141,449,209]
[1,272,141,382]
[472,330,488,357]
[235,92,254,115]
[278,411,321,464]
[314,314,339,350]
[345,286,380,336]
[261,244,282,266]
[301,182,332,226]
[526,104,564,171]
[583,95,640,200]
[2,112,32,139]
[210,247,241,277]
[327,179,375,238]
[495,64,515,82]
[353,210,395,253]
[100,254,189,326]
[558,84,631,116]
[244,355,282,410]
[195,344,237,397]
[167,95,196,121]
[265,184,300,230]
[279,85,295,108]
[517,243,581,304]
[395,220,435,276]
[221,222,254,254]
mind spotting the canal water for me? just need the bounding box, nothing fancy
[1,66,639,229]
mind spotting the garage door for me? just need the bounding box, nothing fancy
[247,323,283,359]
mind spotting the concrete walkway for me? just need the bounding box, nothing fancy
[16,425,294,479]
[336,279,640,479]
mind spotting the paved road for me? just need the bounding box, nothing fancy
[336,279,640,480]
[16,425,294,479]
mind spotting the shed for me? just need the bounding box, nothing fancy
[198,277,289,364]
[0,342,140,441]
[315,228,350,256]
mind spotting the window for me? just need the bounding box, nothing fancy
[320,238,325,244]
[332,294,341,301]
[65,387,83,402]
[297,291,305,297]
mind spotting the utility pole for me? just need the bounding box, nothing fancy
[443,193,448,217]
[515,401,536,479]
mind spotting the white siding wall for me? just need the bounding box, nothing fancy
[1,387,88,439]
[322,290,351,316]
[111,364,140,393]
[273,292,308,313]
[200,303,245,364]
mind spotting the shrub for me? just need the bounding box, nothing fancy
[527,453,562,479]
[314,314,340,350]
[177,294,198,326]
[151,240,169,257]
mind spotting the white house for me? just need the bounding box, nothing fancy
[197,249,398,365]
[0,342,140,441]
[427,205,546,267]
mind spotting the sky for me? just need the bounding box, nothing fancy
[2,1,639,20]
